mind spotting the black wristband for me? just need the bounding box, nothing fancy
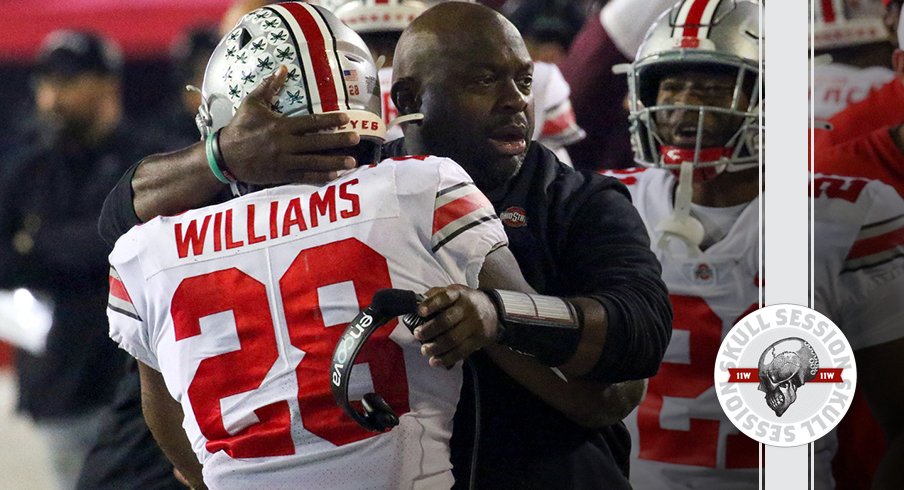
[481,289,583,367]
[211,129,237,183]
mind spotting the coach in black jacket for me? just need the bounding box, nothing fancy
[97,4,670,489]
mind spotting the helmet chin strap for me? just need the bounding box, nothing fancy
[656,160,705,257]
[388,113,424,130]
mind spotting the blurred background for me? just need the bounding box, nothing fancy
[0,0,232,148]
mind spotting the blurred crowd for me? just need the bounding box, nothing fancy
[0,0,902,489]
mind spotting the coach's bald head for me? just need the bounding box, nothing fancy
[392,2,534,191]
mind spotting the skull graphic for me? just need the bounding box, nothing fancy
[757,338,819,417]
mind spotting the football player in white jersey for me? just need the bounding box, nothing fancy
[320,0,585,161]
[605,0,904,488]
[108,4,630,488]
[813,0,895,120]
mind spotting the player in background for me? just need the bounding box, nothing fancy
[108,4,641,487]
[814,4,904,198]
[320,0,586,164]
[603,0,904,488]
[560,0,676,171]
[811,4,904,488]
[813,0,895,121]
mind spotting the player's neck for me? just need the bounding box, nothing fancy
[691,168,759,207]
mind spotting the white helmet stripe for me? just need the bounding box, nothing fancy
[274,2,344,112]
[673,0,724,39]
[264,6,314,114]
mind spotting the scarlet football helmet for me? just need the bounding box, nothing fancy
[197,1,385,165]
[624,0,761,172]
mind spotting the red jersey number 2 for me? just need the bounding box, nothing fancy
[171,238,410,458]
[637,295,758,468]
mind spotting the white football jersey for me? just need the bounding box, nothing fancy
[531,61,585,150]
[108,156,506,489]
[813,63,894,120]
[379,63,585,150]
[604,167,904,489]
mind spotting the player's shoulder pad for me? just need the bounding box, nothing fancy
[380,154,470,180]
[813,172,904,223]
[109,219,156,269]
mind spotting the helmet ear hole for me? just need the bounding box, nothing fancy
[237,28,252,49]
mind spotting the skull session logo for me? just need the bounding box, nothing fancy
[714,304,857,447]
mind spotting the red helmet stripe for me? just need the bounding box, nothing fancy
[281,2,341,112]
[820,0,837,23]
[681,0,710,38]
[674,0,723,39]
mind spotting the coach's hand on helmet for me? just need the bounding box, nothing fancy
[413,285,501,369]
[219,65,361,185]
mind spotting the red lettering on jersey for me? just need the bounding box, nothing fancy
[213,212,223,252]
[638,296,759,468]
[823,86,841,104]
[310,185,337,227]
[813,176,867,203]
[247,204,266,245]
[339,179,361,219]
[382,91,398,125]
[282,197,308,236]
[224,209,244,249]
[175,215,211,259]
[172,269,294,457]
[269,201,279,239]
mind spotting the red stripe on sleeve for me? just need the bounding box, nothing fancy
[433,192,491,234]
[541,110,577,137]
[846,226,904,260]
[109,274,134,304]
[282,3,340,112]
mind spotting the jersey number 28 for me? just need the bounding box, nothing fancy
[171,238,410,458]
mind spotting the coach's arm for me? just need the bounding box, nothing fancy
[422,246,646,428]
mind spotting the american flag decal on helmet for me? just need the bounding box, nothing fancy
[432,182,498,252]
[108,267,141,321]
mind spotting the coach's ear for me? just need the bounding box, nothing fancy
[391,77,421,116]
